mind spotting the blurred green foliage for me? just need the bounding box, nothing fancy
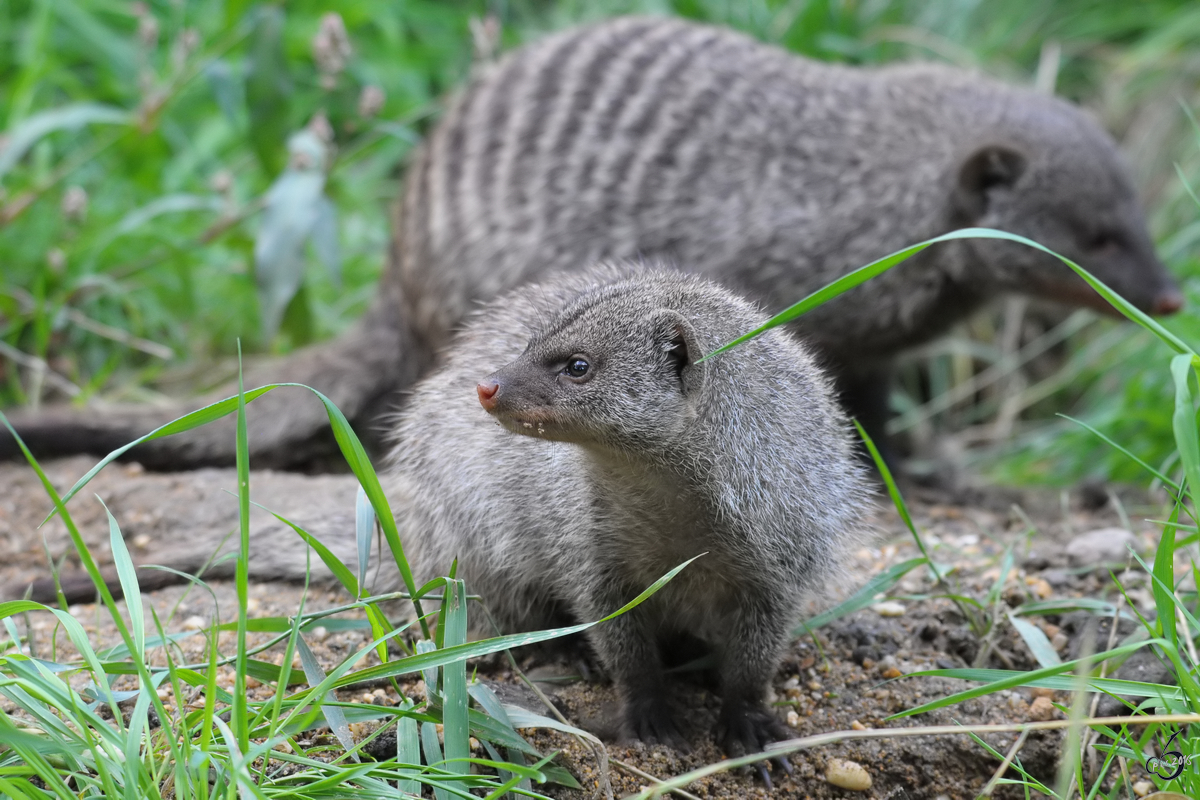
[1,0,1199,483]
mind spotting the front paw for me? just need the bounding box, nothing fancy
[716,699,789,756]
[621,695,690,752]
[716,699,793,788]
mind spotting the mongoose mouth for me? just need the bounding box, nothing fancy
[1035,276,1183,318]
[476,380,558,436]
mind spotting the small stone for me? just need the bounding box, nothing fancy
[881,666,902,679]
[1051,632,1069,652]
[182,615,207,631]
[1065,527,1137,567]
[1028,696,1057,721]
[872,600,906,617]
[1132,781,1151,797]
[1042,569,1070,587]
[825,758,872,791]
[245,597,260,612]
[786,710,800,728]
[1026,578,1052,599]
[131,534,152,550]
[156,688,172,700]
[245,676,261,689]
[807,680,822,691]
[850,720,867,730]
[1030,686,1055,699]
[308,625,329,641]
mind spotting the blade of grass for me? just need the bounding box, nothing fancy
[702,227,1194,360]
[794,556,927,634]
[441,579,470,778]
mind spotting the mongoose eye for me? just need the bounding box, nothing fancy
[563,356,590,379]
[1085,229,1121,254]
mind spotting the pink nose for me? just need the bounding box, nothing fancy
[1153,290,1184,316]
[477,381,499,411]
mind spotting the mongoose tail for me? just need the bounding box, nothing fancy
[0,297,424,470]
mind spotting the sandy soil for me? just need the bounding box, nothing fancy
[0,457,1173,798]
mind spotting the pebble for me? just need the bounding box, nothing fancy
[182,615,207,631]
[1028,696,1057,721]
[308,625,329,642]
[1025,577,1053,599]
[1133,783,1153,798]
[786,710,800,728]
[825,758,872,791]
[872,600,906,617]
[850,720,867,731]
[1065,527,1137,567]
[881,667,902,679]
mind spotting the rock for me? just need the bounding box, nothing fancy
[825,758,872,791]
[786,710,800,728]
[1133,784,1153,799]
[1065,527,1137,567]
[1028,695,1057,721]
[872,600,906,617]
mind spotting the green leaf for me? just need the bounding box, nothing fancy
[0,102,129,180]
[888,638,1159,719]
[243,6,292,177]
[255,131,329,339]
[1008,612,1062,668]
[295,635,357,759]
[794,556,927,634]
[703,227,1195,360]
[101,499,143,660]
[440,579,471,777]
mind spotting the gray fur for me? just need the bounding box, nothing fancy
[1,15,1179,468]
[383,263,866,751]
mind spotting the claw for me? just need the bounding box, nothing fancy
[756,763,773,791]
[774,755,794,776]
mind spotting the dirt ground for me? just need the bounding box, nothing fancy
[0,456,1176,799]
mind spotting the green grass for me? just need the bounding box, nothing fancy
[1,366,715,798]
[6,229,1200,797]
[3,0,1200,482]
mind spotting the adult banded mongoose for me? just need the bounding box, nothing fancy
[19,263,867,765]
[1,15,1181,469]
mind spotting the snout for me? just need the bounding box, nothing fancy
[477,380,500,412]
[1152,288,1184,316]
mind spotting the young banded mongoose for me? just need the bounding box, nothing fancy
[2,16,1180,469]
[384,263,868,759]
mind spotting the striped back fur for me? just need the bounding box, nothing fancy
[392,15,1176,375]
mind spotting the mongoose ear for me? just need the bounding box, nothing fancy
[648,310,707,397]
[955,145,1028,222]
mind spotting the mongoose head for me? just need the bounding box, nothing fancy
[950,97,1182,317]
[476,282,710,451]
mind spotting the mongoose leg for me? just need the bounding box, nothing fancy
[582,589,689,751]
[714,594,793,765]
[837,367,898,473]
